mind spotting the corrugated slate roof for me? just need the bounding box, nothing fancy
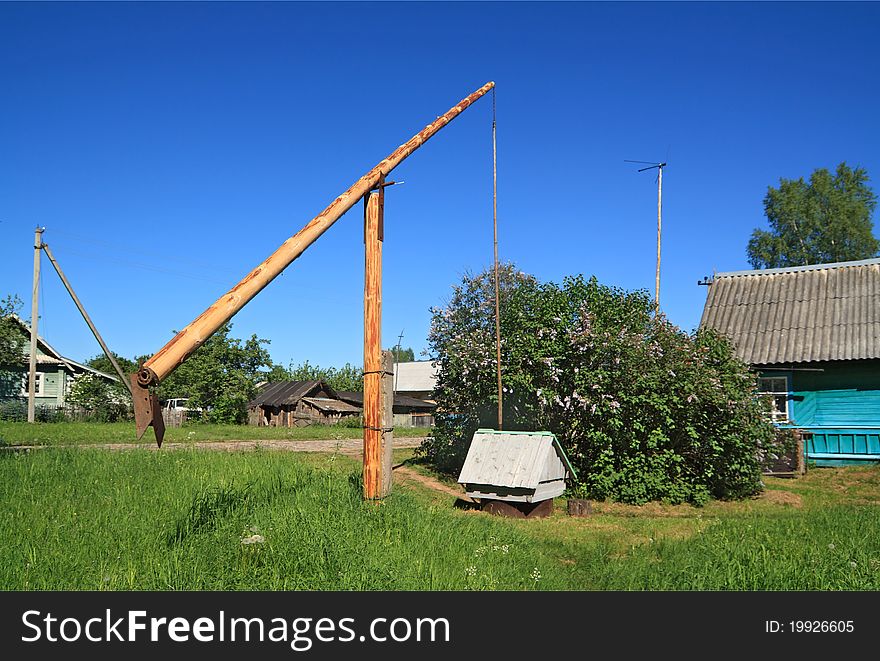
[336,391,435,411]
[248,380,333,407]
[700,258,880,365]
[301,397,361,414]
[457,429,575,489]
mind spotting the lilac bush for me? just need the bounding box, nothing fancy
[420,265,777,505]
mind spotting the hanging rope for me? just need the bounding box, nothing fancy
[492,86,503,431]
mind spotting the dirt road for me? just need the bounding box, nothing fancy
[81,436,426,456]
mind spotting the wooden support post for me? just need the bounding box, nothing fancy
[796,430,807,476]
[28,227,44,424]
[363,186,388,500]
[381,349,394,497]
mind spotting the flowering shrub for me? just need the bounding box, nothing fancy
[420,265,776,505]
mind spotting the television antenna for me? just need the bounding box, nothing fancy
[625,160,667,308]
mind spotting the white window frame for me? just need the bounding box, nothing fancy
[758,376,789,423]
[20,372,44,397]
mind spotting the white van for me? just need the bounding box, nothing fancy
[163,398,201,413]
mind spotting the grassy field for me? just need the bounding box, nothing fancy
[1,444,879,590]
[0,421,431,446]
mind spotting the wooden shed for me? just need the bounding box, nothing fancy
[247,380,360,427]
[457,429,576,513]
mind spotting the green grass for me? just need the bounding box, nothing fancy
[0,421,431,446]
[2,446,879,590]
[402,458,880,590]
[0,448,550,590]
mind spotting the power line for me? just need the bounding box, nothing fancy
[57,247,233,285]
[49,228,248,276]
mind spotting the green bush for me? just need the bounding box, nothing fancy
[420,265,776,505]
[332,415,364,429]
[0,399,68,423]
[66,374,132,422]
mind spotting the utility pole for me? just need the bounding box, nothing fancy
[625,160,666,309]
[28,227,44,423]
[393,330,403,397]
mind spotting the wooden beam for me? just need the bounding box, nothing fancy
[137,82,495,389]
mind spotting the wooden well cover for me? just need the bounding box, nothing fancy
[457,429,576,503]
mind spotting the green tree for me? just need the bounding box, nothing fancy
[154,322,273,424]
[0,295,26,399]
[262,363,292,383]
[86,352,138,377]
[387,346,415,362]
[64,352,138,420]
[0,295,25,369]
[67,373,131,421]
[747,162,879,268]
[287,360,363,392]
[421,264,777,505]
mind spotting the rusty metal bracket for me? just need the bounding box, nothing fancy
[363,425,394,433]
[131,371,165,447]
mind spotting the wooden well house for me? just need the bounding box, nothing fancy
[457,429,576,518]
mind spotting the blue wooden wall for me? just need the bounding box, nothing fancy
[766,359,880,465]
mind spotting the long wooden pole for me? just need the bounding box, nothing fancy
[27,227,43,423]
[363,186,386,499]
[655,165,662,309]
[492,93,502,431]
[41,243,132,395]
[137,81,495,390]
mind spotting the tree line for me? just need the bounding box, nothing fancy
[1,294,418,425]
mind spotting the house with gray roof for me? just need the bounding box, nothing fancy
[0,314,119,415]
[700,257,880,465]
[392,360,438,402]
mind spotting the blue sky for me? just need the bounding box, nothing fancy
[2,1,879,371]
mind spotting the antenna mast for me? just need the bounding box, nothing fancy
[393,329,403,397]
[625,160,667,308]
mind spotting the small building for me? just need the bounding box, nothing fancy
[247,380,360,427]
[336,390,436,428]
[392,360,438,402]
[700,257,880,465]
[0,314,118,414]
[458,429,576,516]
